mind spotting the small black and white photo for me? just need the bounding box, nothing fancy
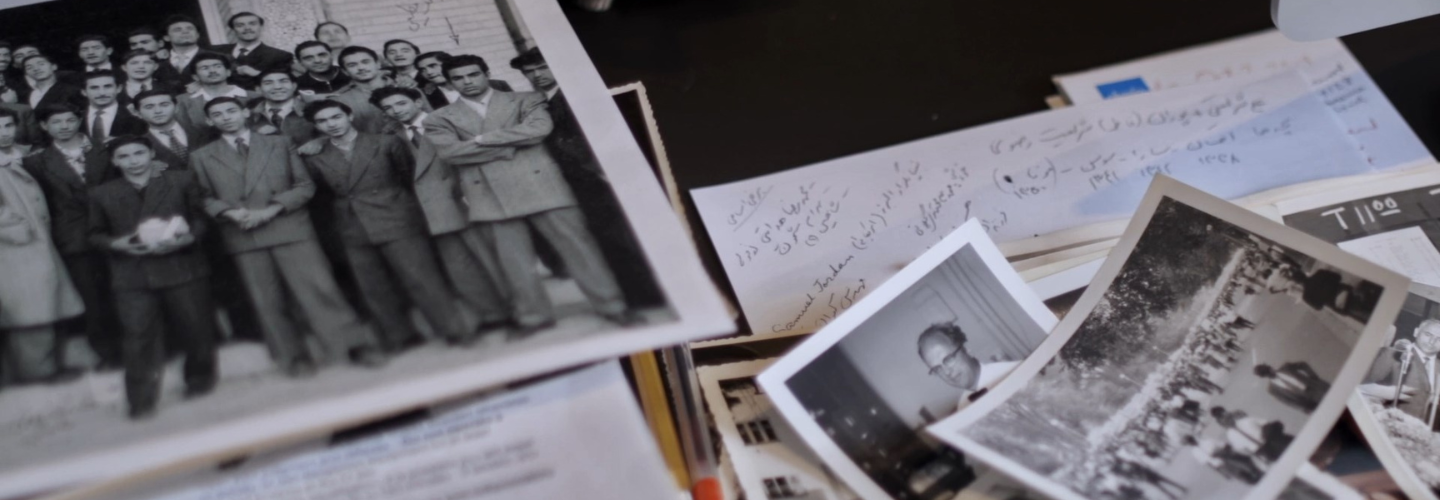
[698,359,860,500]
[1347,286,1440,500]
[0,0,731,495]
[755,220,1058,500]
[930,176,1407,500]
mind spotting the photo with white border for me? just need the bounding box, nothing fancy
[755,220,1058,500]
[0,0,732,495]
[928,175,1408,500]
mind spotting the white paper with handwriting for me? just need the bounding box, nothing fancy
[1054,29,1431,171]
[693,71,1373,336]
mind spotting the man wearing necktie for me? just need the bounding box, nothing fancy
[161,15,216,93]
[246,69,319,146]
[1363,319,1440,430]
[189,97,384,376]
[372,86,512,334]
[133,88,263,344]
[301,100,477,349]
[76,35,115,73]
[117,50,175,112]
[211,12,293,92]
[80,70,145,145]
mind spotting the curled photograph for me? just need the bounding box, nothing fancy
[931,176,1406,500]
[755,220,1057,500]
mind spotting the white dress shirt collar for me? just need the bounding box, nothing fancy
[27,82,51,109]
[170,46,199,68]
[223,130,253,150]
[194,85,249,101]
[88,102,119,134]
[461,89,493,119]
[265,100,295,117]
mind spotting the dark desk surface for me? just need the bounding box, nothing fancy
[565,0,1440,328]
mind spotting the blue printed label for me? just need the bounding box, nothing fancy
[1095,78,1150,99]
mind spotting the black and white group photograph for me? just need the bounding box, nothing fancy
[932,177,1407,500]
[0,0,731,493]
[756,221,1058,500]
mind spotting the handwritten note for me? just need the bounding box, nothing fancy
[1338,227,1440,287]
[1054,29,1432,171]
[693,71,1374,335]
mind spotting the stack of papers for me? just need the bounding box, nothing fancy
[690,29,1440,500]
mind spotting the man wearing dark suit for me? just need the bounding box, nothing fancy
[19,55,85,119]
[190,97,383,375]
[425,55,639,333]
[302,100,474,348]
[80,70,146,144]
[510,48,665,308]
[132,89,261,344]
[248,69,320,146]
[133,90,200,171]
[0,102,42,147]
[22,104,122,370]
[162,15,217,88]
[371,87,510,329]
[414,52,458,110]
[117,50,178,112]
[292,41,350,96]
[75,35,117,73]
[126,28,183,89]
[88,136,216,419]
[212,12,294,91]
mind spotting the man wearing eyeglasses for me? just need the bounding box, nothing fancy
[917,323,1019,411]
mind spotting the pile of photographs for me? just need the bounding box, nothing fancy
[699,174,1440,500]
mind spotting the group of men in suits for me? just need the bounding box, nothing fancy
[0,10,662,419]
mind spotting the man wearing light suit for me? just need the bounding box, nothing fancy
[371,86,510,330]
[424,55,638,334]
[189,96,382,376]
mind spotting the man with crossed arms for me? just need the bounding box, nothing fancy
[424,55,639,334]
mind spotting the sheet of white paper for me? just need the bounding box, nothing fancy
[1337,227,1440,287]
[98,362,677,500]
[693,71,1372,335]
[1054,29,1432,171]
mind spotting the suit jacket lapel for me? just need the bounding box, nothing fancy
[241,137,268,196]
[140,169,172,215]
[211,140,246,178]
[480,92,514,135]
[345,136,379,192]
[44,148,85,189]
[414,136,437,180]
[447,100,484,137]
[83,149,110,186]
[312,144,346,190]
